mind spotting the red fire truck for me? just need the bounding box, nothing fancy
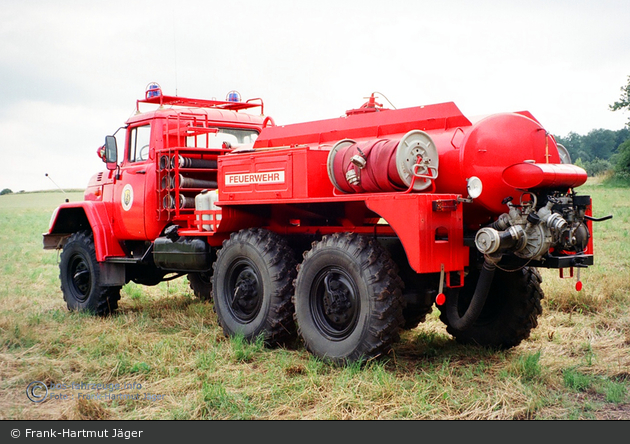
[43,84,605,364]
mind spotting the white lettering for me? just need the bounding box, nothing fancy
[63,429,109,438]
[27,429,57,438]
[112,429,144,439]
[225,171,285,186]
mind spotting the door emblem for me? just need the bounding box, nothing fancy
[122,184,134,211]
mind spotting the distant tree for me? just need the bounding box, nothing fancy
[612,139,630,179]
[555,128,630,164]
[610,75,630,124]
[573,157,585,171]
[1,188,13,195]
[588,158,613,177]
[609,76,630,181]
[556,132,589,162]
[572,158,612,177]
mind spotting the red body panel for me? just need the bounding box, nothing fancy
[215,145,467,274]
[364,194,466,274]
[44,201,126,261]
[254,102,471,148]
[254,105,568,229]
[46,101,268,260]
[219,146,333,202]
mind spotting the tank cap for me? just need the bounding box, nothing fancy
[164,224,180,241]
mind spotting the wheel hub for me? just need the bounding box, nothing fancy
[228,265,262,322]
[233,271,258,308]
[323,274,353,324]
[70,256,91,301]
[311,268,360,340]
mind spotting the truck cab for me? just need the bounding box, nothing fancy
[44,84,268,302]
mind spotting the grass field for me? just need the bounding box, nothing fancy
[0,182,628,420]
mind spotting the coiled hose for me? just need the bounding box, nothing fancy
[445,259,497,331]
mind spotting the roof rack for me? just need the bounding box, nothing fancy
[137,93,264,114]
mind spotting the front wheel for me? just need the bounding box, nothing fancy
[293,233,405,365]
[59,231,121,316]
[212,228,297,345]
[439,265,544,348]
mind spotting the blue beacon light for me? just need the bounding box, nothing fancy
[147,82,161,98]
[227,91,241,102]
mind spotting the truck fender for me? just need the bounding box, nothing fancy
[364,193,467,274]
[43,201,126,262]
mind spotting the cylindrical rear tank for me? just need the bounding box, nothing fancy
[327,111,568,227]
[435,112,562,219]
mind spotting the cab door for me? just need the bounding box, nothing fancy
[112,124,152,240]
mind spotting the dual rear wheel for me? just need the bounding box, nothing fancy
[293,233,405,364]
[212,229,405,363]
[210,228,545,362]
[211,228,298,346]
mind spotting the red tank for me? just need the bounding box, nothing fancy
[254,100,576,228]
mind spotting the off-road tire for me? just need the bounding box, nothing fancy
[59,230,121,316]
[293,233,405,365]
[212,228,297,346]
[439,265,543,348]
[188,272,213,301]
[402,303,433,330]
[384,241,435,330]
[399,272,437,330]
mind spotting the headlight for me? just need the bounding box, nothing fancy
[48,207,59,232]
[467,176,483,199]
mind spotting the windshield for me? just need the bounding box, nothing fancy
[187,127,258,149]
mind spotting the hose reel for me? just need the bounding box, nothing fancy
[327,130,439,193]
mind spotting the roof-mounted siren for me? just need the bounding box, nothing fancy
[226,90,241,102]
[146,82,162,99]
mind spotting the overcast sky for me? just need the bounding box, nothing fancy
[1,0,629,192]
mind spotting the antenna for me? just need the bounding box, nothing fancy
[45,173,67,195]
[172,10,178,96]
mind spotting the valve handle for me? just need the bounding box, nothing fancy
[436,264,446,306]
[575,267,582,292]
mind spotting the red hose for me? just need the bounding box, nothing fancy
[330,139,408,193]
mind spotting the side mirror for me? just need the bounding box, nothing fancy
[104,135,118,170]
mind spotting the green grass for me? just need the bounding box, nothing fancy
[1,184,629,420]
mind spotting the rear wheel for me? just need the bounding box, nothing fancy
[293,233,405,364]
[212,228,297,345]
[382,239,435,330]
[439,265,543,348]
[188,271,213,301]
[59,231,121,316]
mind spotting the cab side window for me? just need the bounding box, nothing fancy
[128,125,151,163]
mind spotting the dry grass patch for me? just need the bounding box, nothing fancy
[1,185,629,420]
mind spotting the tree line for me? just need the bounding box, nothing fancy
[555,128,629,177]
[555,75,630,183]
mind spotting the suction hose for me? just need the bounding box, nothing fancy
[445,259,497,331]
